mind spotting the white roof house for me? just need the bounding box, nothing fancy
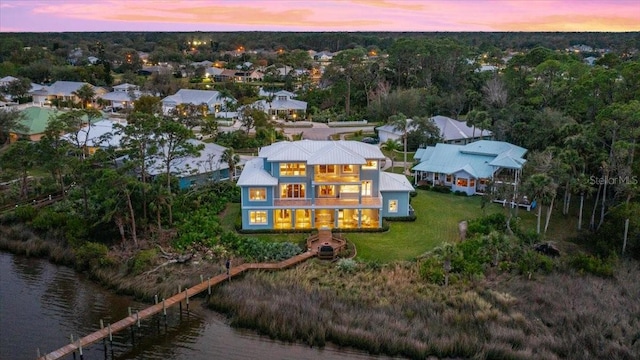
[238,140,387,186]
[30,81,107,106]
[376,115,492,145]
[60,119,124,151]
[146,139,247,187]
[99,83,143,110]
[161,89,235,115]
[252,90,307,119]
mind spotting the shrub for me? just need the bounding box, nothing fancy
[516,250,554,276]
[131,248,158,274]
[467,213,506,236]
[74,242,110,271]
[336,258,357,273]
[419,257,445,285]
[568,253,616,277]
[431,185,451,193]
[32,209,68,231]
[14,205,37,222]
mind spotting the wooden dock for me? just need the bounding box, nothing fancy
[38,250,317,360]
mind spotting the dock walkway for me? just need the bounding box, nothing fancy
[38,250,317,360]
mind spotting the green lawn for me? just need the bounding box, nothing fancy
[348,191,500,262]
[220,190,582,263]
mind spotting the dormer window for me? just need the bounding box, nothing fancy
[278,95,287,101]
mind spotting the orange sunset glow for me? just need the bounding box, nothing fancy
[1,0,639,32]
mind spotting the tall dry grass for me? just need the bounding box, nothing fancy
[208,259,640,359]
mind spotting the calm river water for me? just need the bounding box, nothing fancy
[0,252,398,360]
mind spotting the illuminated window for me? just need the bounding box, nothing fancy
[280,163,306,176]
[281,184,305,198]
[457,178,469,187]
[388,200,398,213]
[362,160,377,170]
[249,211,267,224]
[470,179,476,187]
[249,188,266,201]
[340,185,359,193]
[319,185,335,197]
[318,165,336,174]
[342,164,354,173]
[361,181,372,196]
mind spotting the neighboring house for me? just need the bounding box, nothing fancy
[60,119,124,155]
[87,56,100,65]
[161,89,235,115]
[412,140,527,196]
[30,81,107,107]
[252,90,307,120]
[236,140,414,231]
[9,106,61,142]
[98,83,142,110]
[376,115,492,145]
[204,67,224,79]
[0,76,19,88]
[145,140,246,189]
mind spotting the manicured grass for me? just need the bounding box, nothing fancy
[348,191,501,262]
[220,190,582,263]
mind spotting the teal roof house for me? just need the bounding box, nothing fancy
[412,140,527,195]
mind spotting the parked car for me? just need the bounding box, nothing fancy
[361,137,378,144]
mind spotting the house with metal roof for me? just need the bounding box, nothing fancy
[145,139,246,189]
[98,83,144,111]
[377,115,492,145]
[60,119,125,155]
[236,140,414,231]
[8,106,61,142]
[30,81,107,107]
[252,90,307,121]
[161,89,235,115]
[412,140,527,195]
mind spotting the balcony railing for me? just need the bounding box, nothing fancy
[273,196,382,208]
[313,174,360,183]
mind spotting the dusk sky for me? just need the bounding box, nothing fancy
[1,0,639,33]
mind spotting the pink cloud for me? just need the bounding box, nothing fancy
[1,0,638,32]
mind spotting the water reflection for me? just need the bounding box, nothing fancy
[1,252,399,360]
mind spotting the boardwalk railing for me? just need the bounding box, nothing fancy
[38,250,317,360]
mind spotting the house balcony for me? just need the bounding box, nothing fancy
[273,196,382,208]
[313,174,360,183]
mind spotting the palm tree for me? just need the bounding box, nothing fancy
[72,84,96,109]
[388,113,412,174]
[222,148,241,180]
[525,173,557,235]
[381,139,401,172]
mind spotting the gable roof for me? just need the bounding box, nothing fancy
[380,172,414,192]
[60,119,124,148]
[13,106,60,135]
[236,158,279,186]
[259,140,384,164]
[32,81,104,97]
[162,89,225,106]
[376,115,492,142]
[146,139,245,177]
[253,97,307,111]
[412,141,527,178]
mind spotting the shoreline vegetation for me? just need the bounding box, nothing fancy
[1,222,639,359]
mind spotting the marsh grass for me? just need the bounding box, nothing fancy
[209,260,640,359]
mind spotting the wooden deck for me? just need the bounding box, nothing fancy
[37,250,317,360]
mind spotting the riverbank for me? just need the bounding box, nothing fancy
[2,224,639,359]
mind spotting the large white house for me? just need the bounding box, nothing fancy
[252,90,307,120]
[376,115,493,145]
[161,89,235,115]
